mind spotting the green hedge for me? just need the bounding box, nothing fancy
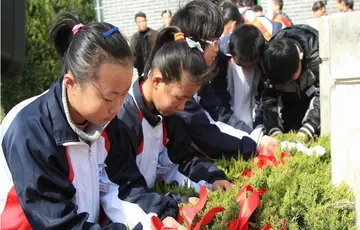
[0,105,4,123]
[1,0,95,113]
[157,134,356,230]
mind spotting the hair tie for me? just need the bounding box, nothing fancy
[72,23,85,35]
[174,32,185,42]
[104,27,119,38]
[185,37,204,53]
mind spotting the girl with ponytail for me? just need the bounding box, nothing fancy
[117,26,233,228]
[0,12,156,229]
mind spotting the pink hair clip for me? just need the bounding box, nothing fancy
[72,23,85,35]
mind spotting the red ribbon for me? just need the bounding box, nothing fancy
[179,186,225,230]
[151,216,177,230]
[255,147,278,169]
[242,149,292,178]
[193,206,225,230]
[181,186,208,228]
[242,170,253,178]
[227,185,261,230]
[280,152,292,166]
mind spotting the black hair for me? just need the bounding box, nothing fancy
[273,0,284,10]
[262,38,300,84]
[218,0,240,6]
[348,0,354,9]
[222,2,244,25]
[253,4,263,12]
[229,24,265,63]
[243,0,255,7]
[339,0,354,8]
[312,1,326,12]
[143,26,210,85]
[135,12,147,21]
[347,0,354,10]
[161,10,172,17]
[49,12,131,85]
[170,0,224,47]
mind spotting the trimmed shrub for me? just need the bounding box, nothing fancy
[157,134,356,229]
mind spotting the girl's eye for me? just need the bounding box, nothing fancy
[104,98,114,102]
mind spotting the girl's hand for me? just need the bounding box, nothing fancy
[259,135,278,153]
[161,217,186,230]
[212,180,234,191]
[188,197,199,205]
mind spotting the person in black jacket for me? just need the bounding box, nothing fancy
[260,24,321,140]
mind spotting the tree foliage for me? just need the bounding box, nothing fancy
[1,0,95,112]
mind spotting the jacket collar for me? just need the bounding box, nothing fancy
[132,77,163,127]
[47,76,80,145]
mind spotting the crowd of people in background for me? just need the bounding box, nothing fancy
[0,0,357,229]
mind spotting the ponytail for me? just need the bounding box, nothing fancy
[48,12,131,84]
[49,12,80,57]
[143,26,182,78]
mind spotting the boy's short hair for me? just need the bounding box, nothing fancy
[135,12,146,21]
[262,38,300,84]
[252,4,263,13]
[229,24,265,63]
[312,1,325,12]
[170,0,224,41]
[273,0,284,10]
[161,10,172,17]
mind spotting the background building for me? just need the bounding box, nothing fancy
[96,0,359,40]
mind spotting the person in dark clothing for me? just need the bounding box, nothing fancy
[170,0,276,160]
[130,12,158,77]
[260,24,321,140]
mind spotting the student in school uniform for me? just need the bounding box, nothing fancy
[227,24,266,135]
[117,27,233,217]
[170,0,277,160]
[260,25,321,140]
[0,12,181,230]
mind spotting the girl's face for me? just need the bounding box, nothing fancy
[336,1,346,11]
[314,7,326,18]
[203,39,220,67]
[65,61,132,125]
[150,69,200,116]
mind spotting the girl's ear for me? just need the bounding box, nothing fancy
[64,73,77,94]
[150,68,164,89]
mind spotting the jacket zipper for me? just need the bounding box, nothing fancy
[88,147,96,219]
